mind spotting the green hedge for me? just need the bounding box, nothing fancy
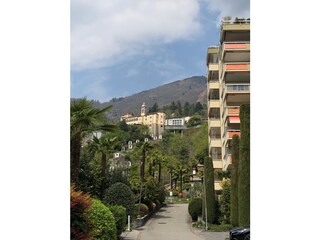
[85,199,117,240]
[104,182,135,217]
[135,203,149,217]
[188,198,202,221]
[108,205,126,239]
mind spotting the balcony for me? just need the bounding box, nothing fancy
[223,154,232,171]
[221,84,250,103]
[221,63,250,83]
[223,130,240,146]
[222,106,240,123]
[208,80,219,90]
[213,160,223,169]
[209,138,222,149]
[208,99,220,109]
[220,19,250,43]
[221,42,250,62]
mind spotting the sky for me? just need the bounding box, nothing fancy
[71,0,250,102]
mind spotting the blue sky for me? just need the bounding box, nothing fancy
[71,0,249,102]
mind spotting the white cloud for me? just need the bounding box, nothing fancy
[71,0,202,71]
[205,0,250,25]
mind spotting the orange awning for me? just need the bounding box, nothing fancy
[229,116,240,123]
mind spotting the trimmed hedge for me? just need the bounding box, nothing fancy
[188,198,202,221]
[85,199,117,240]
[104,182,135,217]
[108,205,127,239]
[135,203,149,217]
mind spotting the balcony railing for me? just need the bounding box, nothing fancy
[222,84,250,100]
[221,62,250,80]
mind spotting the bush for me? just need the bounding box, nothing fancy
[70,185,92,240]
[155,200,161,209]
[192,222,233,232]
[85,199,117,240]
[104,182,135,216]
[108,205,127,238]
[135,203,149,217]
[188,198,202,221]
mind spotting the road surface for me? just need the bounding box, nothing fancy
[137,204,204,240]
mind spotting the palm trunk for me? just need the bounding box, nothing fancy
[141,150,146,181]
[158,162,161,183]
[70,133,81,187]
[179,170,183,193]
[152,160,155,178]
[100,153,107,199]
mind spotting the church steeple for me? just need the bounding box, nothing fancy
[141,102,147,116]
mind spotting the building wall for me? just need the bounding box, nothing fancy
[207,19,250,191]
[121,104,166,137]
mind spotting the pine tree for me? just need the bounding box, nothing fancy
[238,104,250,226]
[203,156,216,224]
[230,134,240,226]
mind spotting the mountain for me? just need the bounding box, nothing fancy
[91,76,207,120]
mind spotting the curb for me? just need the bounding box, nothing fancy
[190,224,208,240]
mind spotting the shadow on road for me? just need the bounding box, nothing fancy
[152,214,172,219]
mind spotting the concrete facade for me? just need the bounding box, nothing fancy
[207,18,250,191]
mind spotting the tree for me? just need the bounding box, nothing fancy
[70,98,116,186]
[203,156,216,224]
[187,115,202,127]
[175,100,182,117]
[238,104,250,226]
[220,179,231,224]
[176,164,188,194]
[230,134,240,226]
[104,182,135,217]
[139,141,154,181]
[183,101,191,116]
[151,102,159,113]
[91,135,117,199]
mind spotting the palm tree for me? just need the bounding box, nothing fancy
[91,135,117,199]
[175,164,188,194]
[139,141,153,181]
[70,98,116,187]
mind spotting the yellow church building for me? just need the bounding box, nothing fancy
[120,102,166,137]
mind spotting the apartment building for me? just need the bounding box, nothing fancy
[207,18,250,191]
[120,102,166,137]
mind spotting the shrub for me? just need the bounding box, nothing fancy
[70,185,92,240]
[155,200,161,209]
[104,182,135,216]
[108,205,127,238]
[135,203,149,217]
[188,198,202,221]
[85,199,117,240]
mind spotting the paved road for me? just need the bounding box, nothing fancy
[137,204,204,240]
